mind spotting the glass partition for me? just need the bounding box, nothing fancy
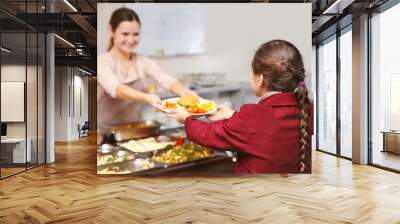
[1,31,28,177]
[0,0,46,179]
[317,35,337,155]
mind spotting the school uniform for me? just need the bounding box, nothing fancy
[184,92,313,174]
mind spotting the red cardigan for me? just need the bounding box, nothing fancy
[184,93,313,174]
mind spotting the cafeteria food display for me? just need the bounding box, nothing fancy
[162,95,217,115]
[97,120,231,175]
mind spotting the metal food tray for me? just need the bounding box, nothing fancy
[117,137,177,157]
[97,148,137,167]
[97,144,164,175]
[107,120,161,142]
[115,128,186,156]
[97,147,228,175]
[97,157,163,175]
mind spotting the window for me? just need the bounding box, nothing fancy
[339,28,352,158]
[371,2,400,171]
[317,36,337,154]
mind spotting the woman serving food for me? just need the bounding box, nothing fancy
[97,7,198,127]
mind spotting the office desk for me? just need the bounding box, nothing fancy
[1,138,32,164]
[382,131,400,154]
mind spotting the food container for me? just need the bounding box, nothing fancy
[97,157,159,175]
[118,135,176,157]
[98,144,119,154]
[108,120,161,142]
[97,149,136,166]
[132,158,160,170]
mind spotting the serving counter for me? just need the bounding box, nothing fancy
[97,125,235,176]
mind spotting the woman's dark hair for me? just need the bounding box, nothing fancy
[252,40,311,173]
[107,8,141,51]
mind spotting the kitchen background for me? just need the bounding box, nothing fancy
[96,3,312,130]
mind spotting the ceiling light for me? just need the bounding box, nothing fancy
[1,47,11,53]
[323,0,341,14]
[322,0,355,15]
[78,67,93,76]
[63,0,78,12]
[54,34,75,48]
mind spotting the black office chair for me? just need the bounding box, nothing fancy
[79,121,90,138]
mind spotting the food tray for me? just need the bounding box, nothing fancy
[97,157,162,175]
[108,120,161,142]
[97,148,136,167]
[117,135,181,157]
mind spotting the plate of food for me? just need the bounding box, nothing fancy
[162,95,217,116]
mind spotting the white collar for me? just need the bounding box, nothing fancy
[257,91,281,103]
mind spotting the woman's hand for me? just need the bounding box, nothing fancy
[167,109,191,123]
[115,85,163,112]
[144,94,163,111]
[207,105,234,121]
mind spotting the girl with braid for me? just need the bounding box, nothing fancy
[168,40,313,174]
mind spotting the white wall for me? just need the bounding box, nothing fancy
[55,66,68,141]
[1,65,34,137]
[97,3,312,87]
[54,67,89,141]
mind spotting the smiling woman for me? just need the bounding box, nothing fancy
[97,8,198,129]
[106,8,141,52]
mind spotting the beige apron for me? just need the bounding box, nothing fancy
[97,53,147,129]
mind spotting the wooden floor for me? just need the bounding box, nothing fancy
[1,135,400,224]
[1,167,26,178]
[1,164,44,178]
